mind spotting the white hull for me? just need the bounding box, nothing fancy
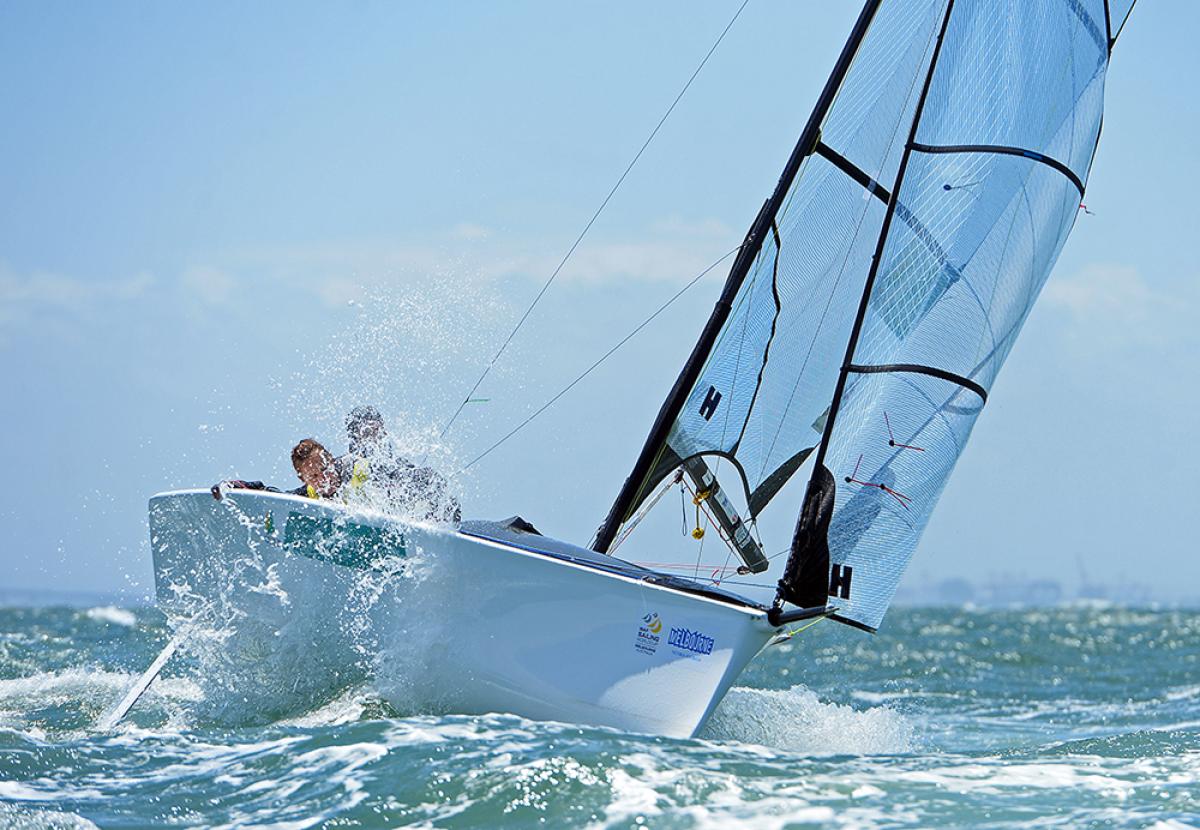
[149,489,778,737]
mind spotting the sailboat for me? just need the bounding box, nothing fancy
[143,0,1137,737]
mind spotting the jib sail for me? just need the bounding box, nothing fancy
[593,0,947,559]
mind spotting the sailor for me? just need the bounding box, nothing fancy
[340,405,461,522]
[289,438,342,499]
[338,405,403,497]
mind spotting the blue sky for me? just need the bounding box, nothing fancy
[1,1,1196,603]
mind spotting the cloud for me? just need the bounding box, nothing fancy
[0,216,738,334]
[450,222,492,240]
[225,216,738,310]
[1041,262,1196,349]
[451,215,739,285]
[0,264,154,334]
[1043,263,1156,319]
[315,277,366,307]
[481,237,735,285]
[0,266,153,308]
[180,266,236,305]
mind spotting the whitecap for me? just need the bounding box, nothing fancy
[83,606,137,627]
[0,668,202,733]
[701,685,915,755]
[0,802,100,829]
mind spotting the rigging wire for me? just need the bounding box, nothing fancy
[435,0,753,446]
[459,246,741,472]
[609,471,683,553]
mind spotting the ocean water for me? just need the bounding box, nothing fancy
[0,601,1196,829]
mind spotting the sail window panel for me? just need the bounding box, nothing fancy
[853,151,1082,389]
[823,371,986,630]
[915,0,1108,180]
[820,0,948,195]
[658,154,887,507]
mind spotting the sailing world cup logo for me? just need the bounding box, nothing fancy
[634,612,663,655]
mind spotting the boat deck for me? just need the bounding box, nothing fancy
[459,518,765,611]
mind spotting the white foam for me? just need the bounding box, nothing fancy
[83,606,137,627]
[701,685,915,755]
[1164,684,1200,702]
[0,802,100,829]
[0,668,201,704]
[279,687,376,728]
[603,762,664,825]
[0,668,202,733]
[897,760,1137,797]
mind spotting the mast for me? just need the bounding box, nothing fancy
[772,0,958,614]
[593,0,885,554]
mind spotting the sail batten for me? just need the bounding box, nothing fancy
[909,142,1085,196]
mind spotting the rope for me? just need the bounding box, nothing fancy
[678,474,744,581]
[634,561,745,576]
[436,0,754,446]
[459,247,741,472]
[610,471,683,553]
[783,614,827,639]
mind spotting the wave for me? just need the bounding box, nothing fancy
[82,606,137,627]
[0,668,201,734]
[701,685,916,755]
[1037,727,1200,759]
[0,803,100,830]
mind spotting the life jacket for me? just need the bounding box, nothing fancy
[349,458,370,492]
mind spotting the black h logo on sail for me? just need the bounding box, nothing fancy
[829,564,853,599]
[699,386,722,421]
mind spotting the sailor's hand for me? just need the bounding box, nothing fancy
[211,479,254,499]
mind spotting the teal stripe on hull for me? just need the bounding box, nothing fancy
[282,512,406,570]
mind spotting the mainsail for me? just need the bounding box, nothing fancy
[595,0,1136,631]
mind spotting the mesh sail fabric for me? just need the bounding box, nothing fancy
[820,0,1110,631]
[639,0,947,521]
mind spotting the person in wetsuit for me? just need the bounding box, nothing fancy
[340,406,460,522]
[210,438,341,501]
[289,438,342,499]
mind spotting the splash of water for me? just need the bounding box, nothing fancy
[702,685,915,754]
[150,489,448,728]
[282,271,507,481]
